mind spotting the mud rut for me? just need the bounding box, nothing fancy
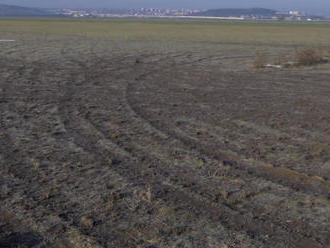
[0,52,329,248]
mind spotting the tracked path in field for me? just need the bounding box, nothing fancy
[122,58,330,247]
[57,53,329,247]
[0,51,329,248]
[55,54,264,247]
[127,68,330,196]
[1,54,257,247]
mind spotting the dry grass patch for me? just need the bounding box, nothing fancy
[294,47,327,66]
[275,53,289,65]
[254,46,330,69]
[253,51,269,68]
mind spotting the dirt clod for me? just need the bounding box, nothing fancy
[79,216,95,229]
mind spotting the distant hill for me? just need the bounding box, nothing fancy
[194,8,277,17]
[0,4,53,16]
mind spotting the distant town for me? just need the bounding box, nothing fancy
[50,8,203,18]
[49,8,327,21]
[0,4,327,21]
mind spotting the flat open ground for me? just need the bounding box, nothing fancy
[0,19,330,248]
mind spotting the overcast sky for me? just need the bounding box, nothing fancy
[1,0,329,16]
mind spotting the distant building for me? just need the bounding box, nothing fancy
[289,10,303,16]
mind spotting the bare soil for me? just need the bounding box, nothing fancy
[0,36,330,248]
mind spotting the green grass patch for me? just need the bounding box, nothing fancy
[1,18,330,46]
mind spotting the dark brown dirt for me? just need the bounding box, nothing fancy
[0,41,329,248]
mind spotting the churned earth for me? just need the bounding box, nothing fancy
[0,19,330,248]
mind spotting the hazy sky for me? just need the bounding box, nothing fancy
[1,0,329,16]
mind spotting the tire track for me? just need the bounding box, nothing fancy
[58,56,327,247]
[1,51,329,247]
[56,62,263,247]
[127,67,330,199]
[122,63,329,246]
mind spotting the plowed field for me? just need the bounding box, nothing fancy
[0,19,330,248]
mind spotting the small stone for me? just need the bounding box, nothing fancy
[223,160,237,166]
[80,216,94,229]
[220,191,228,200]
[111,158,121,165]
